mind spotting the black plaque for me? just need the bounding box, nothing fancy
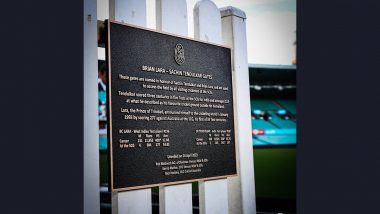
[106,21,237,191]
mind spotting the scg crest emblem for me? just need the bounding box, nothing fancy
[174,44,185,65]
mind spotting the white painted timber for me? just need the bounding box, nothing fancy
[194,0,222,43]
[97,0,109,21]
[156,0,188,35]
[159,183,193,214]
[156,1,192,214]
[109,0,147,26]
[199,179,228,214]
[84,0,100,213]
[221,6,256,214]
[109,1,152,214]
[194,1,228,214]
[111,192,118,214]
[113,190,152,214]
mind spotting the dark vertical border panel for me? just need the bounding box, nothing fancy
[0,0,84,213]
[298,0,380,213]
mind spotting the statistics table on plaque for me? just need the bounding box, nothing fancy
[106,21,237,191]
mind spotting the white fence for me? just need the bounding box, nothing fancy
[84,0,255,213]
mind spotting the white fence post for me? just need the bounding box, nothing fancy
[220,7,256,214]
[109,1,152,214]
[193,1,228,214]
[156,1,193,214]
[156,0,188,35]
[84,0,100,214]
[109,0,146,25]
[159,183,192,214]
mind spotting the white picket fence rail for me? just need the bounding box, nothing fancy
[84,0,256,213]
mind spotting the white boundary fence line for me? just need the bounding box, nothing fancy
[194,1,229,214]
[221,7,257,214]
[85,0,256,213]
[109,1,152,214]
[156,1,193,214]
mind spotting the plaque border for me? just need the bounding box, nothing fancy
[106,20,239,192]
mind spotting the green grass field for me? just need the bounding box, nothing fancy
[253,147,296,200]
